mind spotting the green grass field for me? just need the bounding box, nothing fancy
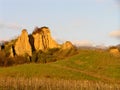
[0,49,120,89]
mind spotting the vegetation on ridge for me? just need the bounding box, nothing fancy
[32,26,49,34]
[0,26,78,66]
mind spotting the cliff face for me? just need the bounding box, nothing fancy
[32,27,59,51]
[15,29,32,56]
[11,27,74,57]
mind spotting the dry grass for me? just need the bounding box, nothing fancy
[0,77,120,90]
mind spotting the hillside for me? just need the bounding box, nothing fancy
[0,27,77,66]
[0,26,120,89]
[0,49,120,89]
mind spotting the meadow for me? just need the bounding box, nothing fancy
[0,49,120,90]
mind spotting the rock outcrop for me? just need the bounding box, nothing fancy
[15,29,32,56]
[109,48,120,56]
[9,46,14,57]
[32,27,59,51]
[11,26,75,57]
[61,41,75,50]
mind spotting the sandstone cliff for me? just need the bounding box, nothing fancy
[11,27,75,57]
[15,29,32,56]
[32,27,59,51]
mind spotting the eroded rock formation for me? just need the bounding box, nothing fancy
[11,27,74,57]
[32,27,59,51]
[15,29,32,56]
[61,41,75,50]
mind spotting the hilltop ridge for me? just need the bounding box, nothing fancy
[0,26,76,65]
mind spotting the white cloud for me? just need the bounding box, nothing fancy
[72,40,94,47]
[95,43,107,49]
[0,20,22,30]
[109,30,120,39]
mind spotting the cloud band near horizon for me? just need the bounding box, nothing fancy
[109,30,120,39]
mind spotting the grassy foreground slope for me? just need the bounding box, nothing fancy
[0,49,120,81]
[54,49,120,82]
[0,49,120,89]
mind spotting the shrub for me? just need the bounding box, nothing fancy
[31,51,39,62]
[109,46,117,50]
[31,49,58,63]
[0,51,14,67]
[37,51,47,63]
[0,56,4,66]
[32,26,49,34]
[0,51,6,66]
[13,56,30,64]
[4,57,15,66]
[47,48,60,55]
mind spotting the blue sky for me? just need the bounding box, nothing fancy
[0,0,120,46]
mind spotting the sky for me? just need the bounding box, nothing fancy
[0,0,120,46]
